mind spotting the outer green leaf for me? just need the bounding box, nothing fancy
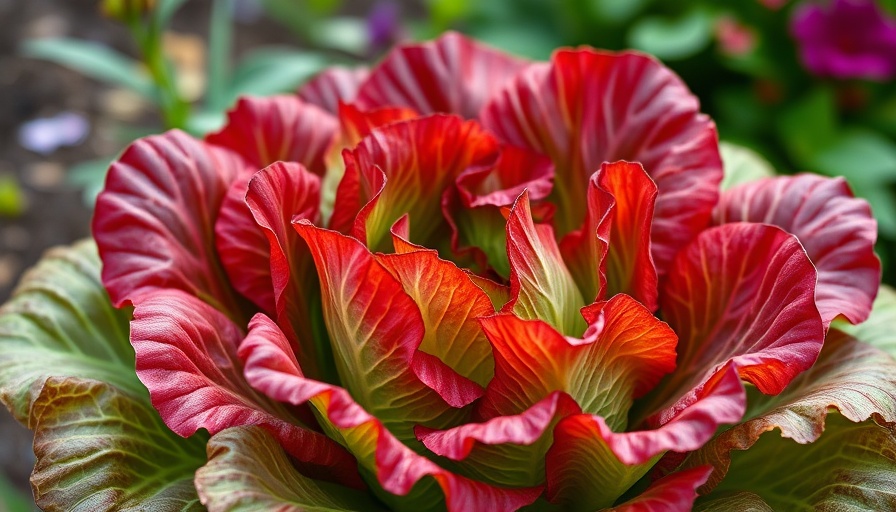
[718,142,775,191]
[227,49,327,104]
[22,39,156,100]
[627,9,713,61]
[706,414,896,510]
[839,284,896,356]
[0,241,140,420]
[196,426,380,512]
[695,492,772,512]
[29,377,206,512]
[0,241,208,511]
[677,330,896,491]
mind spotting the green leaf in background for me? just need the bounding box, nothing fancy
[22,39,157,101]
[719,141,775,190]
[0,471,33,512]
[308,17,368,55]
[776,87,837,168]
[195,426,381,512]
[839,285,896,357]
[845,181,896,237]
[67,158,113,208]
[227,48,327,104]
[813,128,896,183]
[627,9,713,61]
[153,0,190,29]
[467,24,559,60]
[0,241,207,510]
[704,414,896,511]
[588,0,651,23]
[0,175,25,218]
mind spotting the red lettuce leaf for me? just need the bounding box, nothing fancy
[297,66,370,114]
[714,174,880,327]
[331,115,499,252]
[647,222,824,415]
[206,95,337,175]
[294,222,477,438]
[356,32,527,119]
[130,289,361,487]
[240,313,542,511]
[94,130,250,317]
[481,49,722,275]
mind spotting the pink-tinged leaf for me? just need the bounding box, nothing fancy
[129,290,361,487]
[94,130,250,316]
[416,392,581,488]
[196,426,382,512]
[377,248,495,389]
[545,364,744,509]
[214,165,276,314]
[447,145,554,277]
[331,115,499,252]
[504,191,586,335]
[675,329,896,491]
[356,31,527,119]
[481,49,722,275]
[298,66,370,114]
[240,314,543,512]
[609,466,713,512]
[478,294,677,430]
[714,174,880,327]
[559,170,612,305]
[242,162,335,382]
[205,95,338,175]
[652,223,824,411]
[294,222,474,440]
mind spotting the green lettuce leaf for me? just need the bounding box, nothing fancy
[195,426,381,512]
[0,241,207,510]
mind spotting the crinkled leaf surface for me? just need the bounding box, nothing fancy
[196,426,381,512]
[94,130,250,317]
[29,378,206,512]
[703,414,896,511]
[130,288,361,486]
[676,329,896,491]
[0,241,207,511]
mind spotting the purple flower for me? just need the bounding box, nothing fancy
[791,0,896,80]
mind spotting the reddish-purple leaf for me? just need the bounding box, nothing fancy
[652,223,824,411]
[714,174,880,327]
[482,49,722,275]
[130,289,361,487]
[298,66,370,114]
[94,130,250,316]
[206,95,337,175]
[356,32,527,119]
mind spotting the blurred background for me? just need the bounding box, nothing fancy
[0,0,894,508]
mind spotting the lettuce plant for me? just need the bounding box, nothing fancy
[2,32,895,511]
